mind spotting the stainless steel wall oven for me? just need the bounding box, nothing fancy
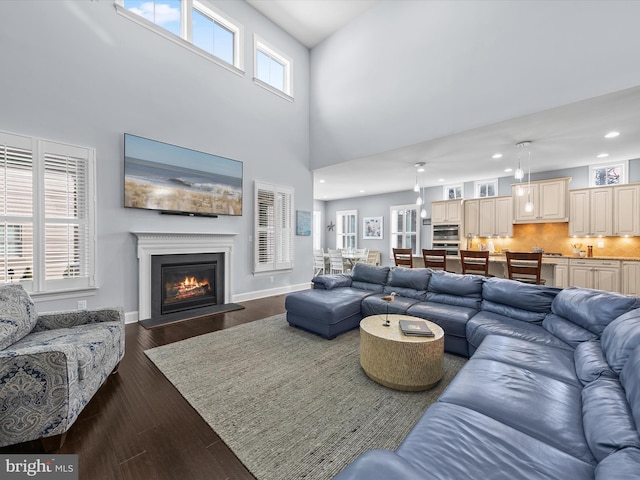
[432,224,461,256]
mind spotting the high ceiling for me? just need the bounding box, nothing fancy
[247,1,640,201]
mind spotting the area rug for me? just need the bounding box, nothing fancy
[144,314,467,480]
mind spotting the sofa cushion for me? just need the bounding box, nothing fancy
[601,308,640,374]
[0,284,38,350]
[619,344,640,434]
[438,357,593,463]
[582,377,640,462]
[480,277,558,324]
[311,274,352,290]
[382,267,429,300]
[574,340,616,385]
[543,314,598,348]
[361,294,420,317]
[472,335,580,386]
[595,447,640,480]
[351,263,390,286]
[551,287,639,336]
[406,302,477,338]
[396,403,595,480]
[426,270,483,310]
[466,311,572,354]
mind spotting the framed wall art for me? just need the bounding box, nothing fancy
[363,216,383,239]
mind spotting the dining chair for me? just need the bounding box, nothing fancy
[313,249,325,277]
[392,248,413,268]
[422,249,448,271]
[506,251,545,285]
[366,250,379,265]
[328,249,345,274]
[460,250,490,276]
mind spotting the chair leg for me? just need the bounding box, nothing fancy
[111,361,121,375]
[41,432,67,452]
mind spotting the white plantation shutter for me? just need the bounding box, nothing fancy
[0,132,34,286]
[41,141,95,290]
[255,181,294,272]
[0,131,96,293]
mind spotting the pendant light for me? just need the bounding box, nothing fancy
[414,162,425,205]
[518,142,534,213]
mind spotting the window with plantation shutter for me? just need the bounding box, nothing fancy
[254,181,294,273]
[0,131,96,294]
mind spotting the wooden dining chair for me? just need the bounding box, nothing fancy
[392,248,413,268]
[506,251,545,285]
[422,249,448,271]
[460,250,490,276]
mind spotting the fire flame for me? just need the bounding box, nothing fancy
[166,276,211,301]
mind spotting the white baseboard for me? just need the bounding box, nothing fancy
[125,283,310,323]
[231,282,310,303]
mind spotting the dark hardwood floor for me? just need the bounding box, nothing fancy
[0,295,287,480]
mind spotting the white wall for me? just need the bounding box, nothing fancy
[0,1,311,315]
[310,0,640,169]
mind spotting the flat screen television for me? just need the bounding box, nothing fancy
[123,134,243,217]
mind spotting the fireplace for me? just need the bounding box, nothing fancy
[151,253,225,320]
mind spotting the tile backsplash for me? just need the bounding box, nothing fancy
[471,223,640,257]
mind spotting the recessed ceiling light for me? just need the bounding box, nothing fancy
[504,168,513,173]
[597,153,609,158]
[605,131,620,138]
[319,179,325,183]
[438,178,445,182]
[359,190,365,193]
[492,153,502,159]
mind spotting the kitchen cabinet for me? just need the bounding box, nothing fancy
[569,259,620,292]
[512,178,570,223]
[622,261,640,296]
[432,199,463,225]
[463,196,512,238]
[613,184,640,236]
[569,187,613,237]
[554,258,569,289]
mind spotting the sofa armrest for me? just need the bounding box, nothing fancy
[312,274,352,290]
[34,307,125,331]
[332,450,438,480]
[0,344,80,446]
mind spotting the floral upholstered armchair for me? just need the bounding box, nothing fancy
[0,284,125,449]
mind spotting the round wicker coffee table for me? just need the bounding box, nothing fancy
[360,314,444,391]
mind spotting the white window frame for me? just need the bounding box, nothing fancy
[115,0,245,75]
[443,184,463,200]
[475,178,498,198]
[0,131,97,296]
[254,181,294,273]
[253,35,293,101]
[336,210,357,250]
[589,160,628,187]
[390,204,420,256]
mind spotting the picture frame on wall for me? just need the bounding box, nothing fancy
[363,216,383,239]
[296,210,311,236]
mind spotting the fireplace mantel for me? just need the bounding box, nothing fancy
[133,232,238,321]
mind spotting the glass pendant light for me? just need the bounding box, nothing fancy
[523,148,534,212]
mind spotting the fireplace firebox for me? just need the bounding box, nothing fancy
[151,253,225,320]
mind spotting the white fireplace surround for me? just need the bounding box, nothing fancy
[133,232,237,321]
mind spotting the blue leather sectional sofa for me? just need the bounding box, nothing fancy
[284,263,640,479]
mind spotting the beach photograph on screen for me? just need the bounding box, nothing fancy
[124,134,243,216]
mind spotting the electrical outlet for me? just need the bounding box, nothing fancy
[77,300,87,310]
[597,241,605,248]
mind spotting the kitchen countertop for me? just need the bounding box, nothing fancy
[449,254,640,263]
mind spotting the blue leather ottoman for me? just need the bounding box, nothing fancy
[285,288,370,339]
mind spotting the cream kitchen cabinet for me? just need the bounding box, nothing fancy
[622,261,640,296]
[569,187,613,237]
[432,199,464,225]
[464,197,512,238]
[613,184,640,236]
[512,178,570,223]
[553,258,569,289]
[569,259,620,292]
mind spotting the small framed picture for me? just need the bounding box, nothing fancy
[296,210,311,236]
[363,216,383,239]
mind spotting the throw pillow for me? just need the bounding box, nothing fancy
[0,283,38,350]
